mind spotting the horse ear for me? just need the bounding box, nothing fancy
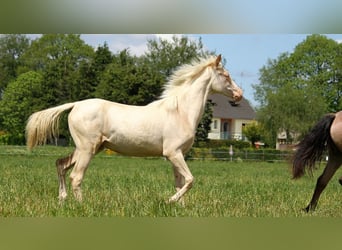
[215,54,222,67]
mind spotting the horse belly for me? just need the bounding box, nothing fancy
[104,132,163,157]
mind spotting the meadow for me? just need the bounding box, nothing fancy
[1,145,342,217]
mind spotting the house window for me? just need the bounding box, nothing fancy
[213,120,217,129]
[229,101,239,107]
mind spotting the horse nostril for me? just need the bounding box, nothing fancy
[234,93,242,102]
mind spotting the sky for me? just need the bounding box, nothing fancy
[80,34,342,107]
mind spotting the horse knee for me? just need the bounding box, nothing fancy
[185,176,194,189]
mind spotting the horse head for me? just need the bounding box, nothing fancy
[210,55,243,102]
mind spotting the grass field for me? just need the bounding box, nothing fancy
[1,145,342,217]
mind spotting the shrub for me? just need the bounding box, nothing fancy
[194,139,251,150]
[0,132,25,145]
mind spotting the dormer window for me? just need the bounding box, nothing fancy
[229,101,239,107]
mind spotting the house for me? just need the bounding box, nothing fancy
[207,94,256,140]
[276,130,299,150]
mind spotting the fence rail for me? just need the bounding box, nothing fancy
[0,145,296,162]
[187,149,293,162]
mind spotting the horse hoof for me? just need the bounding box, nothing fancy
[339,178,342,185]
[303,204,316,213]
[58,197,67,205]
[302,207,310,213]
[167,198,177,204]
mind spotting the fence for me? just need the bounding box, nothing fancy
[187,148,293,162]
[208,132,248,141]
[0,145,295,162]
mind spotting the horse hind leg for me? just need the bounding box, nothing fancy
[305,153,342,212]
[56,151,76,201]
[172,166,185,205]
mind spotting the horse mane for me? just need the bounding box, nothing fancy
[160,55,219,99]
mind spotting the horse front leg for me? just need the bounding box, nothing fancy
[305,156,342,212]
[167,151,194,203]
[69,151,93,202]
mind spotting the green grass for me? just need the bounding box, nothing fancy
[1,145,342,217]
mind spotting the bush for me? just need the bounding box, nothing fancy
[0,132,25,145]
[194,139,251,150]
[186,146,293,162]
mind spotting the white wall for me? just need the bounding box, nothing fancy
[208,118,256,140]
[208,118,221,139]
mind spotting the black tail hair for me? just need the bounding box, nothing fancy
[292,113,336,179]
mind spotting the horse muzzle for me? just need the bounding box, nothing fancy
[232,89,243,102]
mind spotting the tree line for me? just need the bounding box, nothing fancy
[0,34,212,144]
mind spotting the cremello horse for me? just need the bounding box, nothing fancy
[26,55,243,203]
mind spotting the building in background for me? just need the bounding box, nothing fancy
[208,94,256,140]
[276,130,299,150]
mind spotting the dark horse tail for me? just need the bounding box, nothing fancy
[292,113,336,179]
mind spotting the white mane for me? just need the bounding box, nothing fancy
[160,56,219,99]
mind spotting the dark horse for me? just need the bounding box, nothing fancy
[292,111,342,212]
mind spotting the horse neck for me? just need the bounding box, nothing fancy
[177,71,212,132]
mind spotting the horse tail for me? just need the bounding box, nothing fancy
[26,102,76,150]
[292,113,336,179]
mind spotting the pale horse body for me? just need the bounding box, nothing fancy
[26,55,243,203]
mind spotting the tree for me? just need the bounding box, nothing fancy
[0,71,45,144]
[77,42,113,100]
[291,34,341,112]
[242,121,263,147]
[195,100,214,143]
[95,49,163,105]
[145,35,208,79]
[0,34,30,93]
[336,42,342,111]
[19,34,94,106]
[254,35,338,147]
[93,42,114,73]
